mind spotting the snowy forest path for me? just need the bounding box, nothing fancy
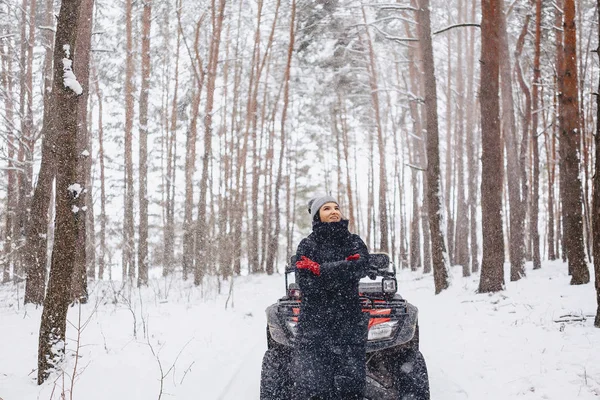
[215,333,265,400]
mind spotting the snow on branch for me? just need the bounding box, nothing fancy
[62,44,83,95]
[371,24,418,43]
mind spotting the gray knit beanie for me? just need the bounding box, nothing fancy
[308,196,339,222]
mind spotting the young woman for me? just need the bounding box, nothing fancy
[292,195,370,400]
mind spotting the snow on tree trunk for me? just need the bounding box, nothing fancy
[37,0,84,384]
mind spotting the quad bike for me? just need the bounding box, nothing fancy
[260,253,430,400]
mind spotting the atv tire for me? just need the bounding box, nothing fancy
[393,349,430,400]
[260,347,292,400]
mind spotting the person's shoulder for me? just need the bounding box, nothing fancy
[349,233,366,242]
[349,233,368,248]
[297,234,316,248]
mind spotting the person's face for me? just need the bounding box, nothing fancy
[319,202,342,223]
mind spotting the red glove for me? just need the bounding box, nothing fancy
[296,256,320,276]
[346,254,360,261]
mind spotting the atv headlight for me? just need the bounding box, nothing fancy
[286,320,298,336]
[368,321,398,341]
[382,278,397,294]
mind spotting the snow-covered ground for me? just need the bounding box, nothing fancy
[1,260,599,399]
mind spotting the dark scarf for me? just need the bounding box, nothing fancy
[311,219,351,244]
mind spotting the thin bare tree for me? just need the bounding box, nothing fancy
[195,0,227,285]
[498,0,526,281]
[123,0,136,281]
[182,15,205,281]
[91,60,108,279]
[266,0,295,275]
[1,34,17,284]
[416,0,450,293]
[362,5,389,253]
[138,0,152,286]
[530,0,542,269]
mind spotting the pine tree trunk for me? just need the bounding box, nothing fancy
[1,37,17,284]
[560,0,590,285]
[416,0,450,293]
[164,13,180,277]
[362,6,389,253]
[195,0,226,285]
[23,19,59,303]
[531,0,542,269]
[92,62,108,279]
[498,0,525,281]
[70,0,94,303]
[479,0,505,293]
[138,0,152,286]
[15,0,33,283]
[593,0,600,328]
[454,0,470,274]
[266,0,292,274]
[467,0,479,273]
[123,0,136,281]
[410,170,421,271]
[513,12,533,270]
[183,18,205,281]
[444,23,455,267]
[248,0,264,274]
[265,0,288,275]
[339,95,356,233]
[37,0,83,383]
[555,0,568,265]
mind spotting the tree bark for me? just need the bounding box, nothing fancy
[248,0,265,274]
[403,14,423,270]
[362,6,389,253]
[530,0,542,269]
[195,0,227,285]
[22,11,59,303]
[416,0,450,293]
[164,8,180,277]
[498,0,525,281]
[91,61,108,279]
[138,0,152,286]
[555,0,568,265]
[266,0,295,275]
[593,0,600,328]
[37,0,83,383]
[478,0,505,293]
[182,17,205,281]
[19,0,36,284]
[339,95,356,233]
[466,0,479,273]
[1,36,17,284]
[560,0,590,285]
[70,0,94,303]
[123,0,136,281]
[454,0,469,275]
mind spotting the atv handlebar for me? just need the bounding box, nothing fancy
[285,253,395,277]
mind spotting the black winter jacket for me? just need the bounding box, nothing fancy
[294,220,370,346]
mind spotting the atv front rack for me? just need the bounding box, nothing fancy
[274,295,410,347]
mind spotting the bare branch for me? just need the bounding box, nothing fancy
[433,23,480,36]
[362,3,418,12]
